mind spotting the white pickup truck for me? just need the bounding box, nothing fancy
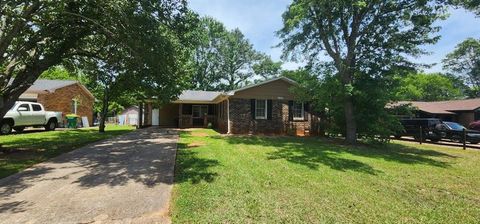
[1,101,62,135]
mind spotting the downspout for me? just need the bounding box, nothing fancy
[227,97,231,134]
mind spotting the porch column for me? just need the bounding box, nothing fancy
[138,102,143,128]
[178,104,182,128]
[144,102,152,126]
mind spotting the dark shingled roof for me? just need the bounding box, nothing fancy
[177,90,223,101]
[25,80,78,93]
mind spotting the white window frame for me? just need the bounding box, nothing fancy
[255,99,268,120]
[293,102,305,121]
[71,100,78,114]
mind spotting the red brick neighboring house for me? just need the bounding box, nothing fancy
[19,80,95,126]
[393,99,480,127]
[139,77,321,136]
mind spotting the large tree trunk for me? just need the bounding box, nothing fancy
[341,68,357,144]
[99,89,110,133]
[344,95,357,144]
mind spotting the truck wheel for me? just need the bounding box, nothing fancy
[45,119,57,131]
[0,121,12,135]
[14,127,25,133]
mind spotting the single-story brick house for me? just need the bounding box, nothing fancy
[138,77,320,135]
[392,99,480,126]
[19,79,95,126]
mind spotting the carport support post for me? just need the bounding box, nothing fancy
[463,128,467,150]
[138,102,143,129]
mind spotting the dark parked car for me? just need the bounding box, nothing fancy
[395,118,442,141]
[435,121,480,144]
[468,120,480,131]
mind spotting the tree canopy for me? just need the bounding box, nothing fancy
[278,0,446,143]
[0,0,196,123]
[443,38,480,97]
[396,73,465,101]
[191,17,282,91]
[449,0,480,16]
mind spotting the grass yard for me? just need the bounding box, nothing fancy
[0,125,135,179]
[172,129,480,223]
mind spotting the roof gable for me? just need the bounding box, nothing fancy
[229,77,297,94]
[229,77,298,100]
[24,79,94,99]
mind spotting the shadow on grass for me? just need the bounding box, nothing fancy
[174,142,219,184]
[219,135,453,175]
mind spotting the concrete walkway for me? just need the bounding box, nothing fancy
[0,128,178,224]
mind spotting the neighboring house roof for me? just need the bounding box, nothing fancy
[24,79,95,99]
[393,98,480,115]
[120,106,139,115]
[26,80,77,93]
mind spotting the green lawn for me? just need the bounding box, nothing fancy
[0,125,135,179]
[172,129,480,223]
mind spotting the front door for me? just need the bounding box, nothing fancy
[192,105,208,127]
[152,109,159,126]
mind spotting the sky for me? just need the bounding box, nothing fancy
[188,0,480,73]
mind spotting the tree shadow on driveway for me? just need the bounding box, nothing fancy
[0,128,180,214]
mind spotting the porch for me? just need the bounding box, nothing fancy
[138,102,219,128]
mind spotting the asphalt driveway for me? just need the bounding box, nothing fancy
[0,127,178,224]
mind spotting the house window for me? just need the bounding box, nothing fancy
[71,100,78,114]
[255,99,267,119]
[292,102,304,120]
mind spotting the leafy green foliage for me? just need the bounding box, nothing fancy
[253,55,283,81]
[396,73,465,101]
[449,0,480,16]
[191,17,268,91]
[40,66,79,81]
[278,0,447,143]
[287,66,403,141]
[0,0,196,126]
[191,17,227,91]
[443,38,480,97]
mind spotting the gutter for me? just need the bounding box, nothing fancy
[227,97,231,134]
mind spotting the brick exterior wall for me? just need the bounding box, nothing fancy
[229,98,313,135]
[37,83,94,126]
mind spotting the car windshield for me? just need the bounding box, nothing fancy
[444,122,465,131]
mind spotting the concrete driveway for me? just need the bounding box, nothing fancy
[0,128,178,224]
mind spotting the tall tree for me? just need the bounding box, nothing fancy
[443,38,480,97]
[218,29,261,90]
[449,0,480,16]
[39,66,80,81]
[0,0,194,124]
[72,1,196,132]
[253,55,283,81]
[278,0,445,144]
[396,73,465,101]
[191,17,227,91]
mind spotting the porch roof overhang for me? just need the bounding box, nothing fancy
[172,92,231,104]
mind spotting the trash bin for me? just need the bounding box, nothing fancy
[66,114,79,128]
